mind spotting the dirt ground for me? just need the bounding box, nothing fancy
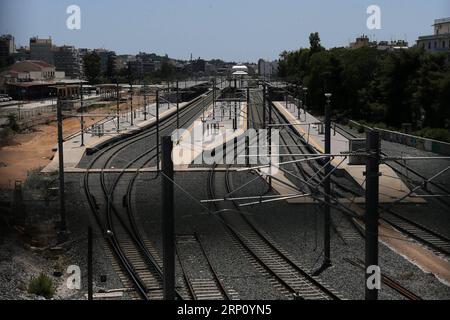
[0,96,147,189]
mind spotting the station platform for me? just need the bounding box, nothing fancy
[42,100,189,173]
[172,100,247,169]
[270,101,424,204]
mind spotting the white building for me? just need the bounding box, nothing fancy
[258,59,278,78]
[417,17,450,52]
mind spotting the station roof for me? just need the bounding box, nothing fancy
[232,65,248,70]
[232,71,248,76]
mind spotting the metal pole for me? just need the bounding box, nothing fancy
[156,90,160,172]
[233,101,237,130]
[245,135,250,167]
[285,91,288,109]
[130,83,134,126]
[213,79,216,120]
[263,84,267,129]
[268,87,272,188]
[365,130,380,300]
[161,136,175,300]
[80,81,84,147]
[56,97,66,232]
[144,84,147,121]
[87,226,93,300]
[176,80,179,129]
[247,86,250,130]
[324,95,332,267]
[116,82,120,133]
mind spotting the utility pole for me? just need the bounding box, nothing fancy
[268,86,273,188]
[212,79,216,120]
[297,86,302,120]
[285,90,288,109]
[87,226,93,300]
[176,80,179,129]
[365,130,381,300]
[233,100,237,131]
[130,83,134,126]
[156,90,160,172]
[80,80,84,147]
[116,82,120,133]
[56,95,66,233]
[143,82,147,121]
[323,93,332,268]
[263,84,267,129]
[246,85,250,130]
[161,136,175,300]
[303,87,308,113]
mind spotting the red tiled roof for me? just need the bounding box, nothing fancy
[29,60,54,68]
[9,60,55,73]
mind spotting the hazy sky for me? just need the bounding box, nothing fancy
[0,0,449,62]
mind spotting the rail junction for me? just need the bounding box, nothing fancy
[48,78,450,300]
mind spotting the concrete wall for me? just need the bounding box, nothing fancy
[349,120,450,156]
[376,128,450,156]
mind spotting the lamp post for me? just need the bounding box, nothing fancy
[323,92,332,268]
[297,85,303,120]
[116,81,120,133]
[130,83,134,126]
[213,79,216,120]
[176,80,179,129]
[143,82,148,121]
[80,79,84,147]
[303,87,308,111]
[303,87,308,121]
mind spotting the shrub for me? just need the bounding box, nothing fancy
[27,273,55,299]
[414,128,450,143]
[0,127,14,146]
[7,113,19,132]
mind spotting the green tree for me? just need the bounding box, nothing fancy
[159,60,175,81]
[106,54,117,82]
[83,52,101,84]
[309,32,324,55]
[126,61,137,84]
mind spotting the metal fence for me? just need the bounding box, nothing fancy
[0,105,56,120]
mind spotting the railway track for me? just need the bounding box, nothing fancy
[255,87,427,299]
[83,92,213,299]
[176,233,235,300]
[333,124,450,258]
[203,93,342,299]
[206,166,341,300]
[344,258,422,300]
[258,91,450,259]
[334,123,450,208]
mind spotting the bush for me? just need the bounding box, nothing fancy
[0,127,14,146]
[27,273,55,299]
[7,113,19,132]
[414,128,450,143]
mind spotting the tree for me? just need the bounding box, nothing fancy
[126,61,137,84]
[159,60,175,81]
[83,52,101,84]
[106,54,117,82]
[277,38,450,133]
[309,32,324,54]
